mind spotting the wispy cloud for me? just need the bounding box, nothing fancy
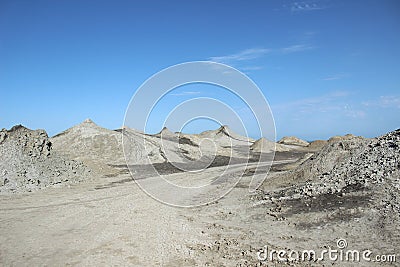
[240,66,264,71]
[290,1,327,12]
[272,91,365,118]
[362,96,400,109]
[209,44,315,69]
[343,106,366,118]
[281,44,315,53]
[209,48,270,64]
[170,91,201,96]
[273,91,347,110]
[322,73,349,81]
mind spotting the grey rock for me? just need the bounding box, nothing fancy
[0,125,91,194]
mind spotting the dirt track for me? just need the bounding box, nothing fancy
[1,158,398,266]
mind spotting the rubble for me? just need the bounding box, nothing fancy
[265,129,400,214]
[0,125,91,193]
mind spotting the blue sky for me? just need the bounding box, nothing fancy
[0,0,399,140]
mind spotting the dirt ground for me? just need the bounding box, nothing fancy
[0,155,398,266]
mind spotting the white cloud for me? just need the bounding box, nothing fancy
[209,44,314,68]
[344,109,366,118]
[322,73,349,81]
[272,91,365,118]
[209,48,270,64]
[290,1,327,12]
[281,44,315,53]
[323,76,340,81]
[362,96,400,109]
[208,43,315,73]
[240,66,264,71]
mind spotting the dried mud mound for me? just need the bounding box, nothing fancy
[266,129,400,212]
[278,136,309,147]
[51,119,125,164]
[274,134,368,184]
[51,119,129,176]
[52,120,165,176]
[255,129,400,254]
[300,129,400,198]
[197,125,254,146]
[306,139,327,151]
[250,138,290,153]
[0,125,90,193]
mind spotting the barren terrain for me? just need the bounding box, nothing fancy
[0,122,399,266]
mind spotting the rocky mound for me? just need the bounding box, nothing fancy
[199,125,254,144]
[173,126,254,159]
[296,129,400,198]
[52,120,171,176]
[278,136,309,147]
[51,119,123,161]
[271,134,368,184]
[52,119,134,175]
[328,133,359,143]
[155,127,176,137]
[255,129,400,258]
[0,125,90,193]
[250,138,290,153]
[265,130,400,214]
[307,139,327,151]
[263,128,400,242]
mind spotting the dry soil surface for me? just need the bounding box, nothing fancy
[1,156,398,266]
